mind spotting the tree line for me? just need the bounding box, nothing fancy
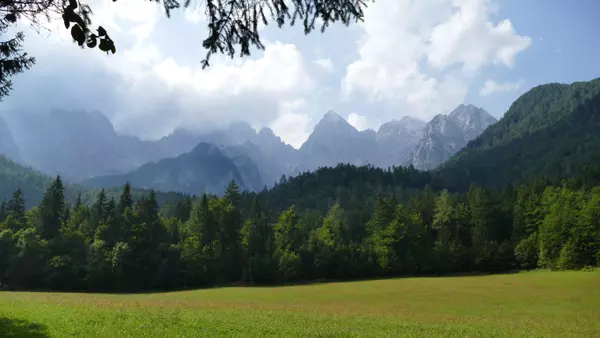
[1,172,599,291]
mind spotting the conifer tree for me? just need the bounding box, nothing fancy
[118,182,133,214]
[39,176,66,239]
[92,189,107,223]
[222,180,243,281]
[63,204,71,225]
[241,197,273,283]
[0,21,35,101]
[273,206,302,281]
[96,198,121,247]
[0,200,6,223]
[74,193,83,209]
[0,228,15,287]
[312,201,349,278]
[6,188,26,229]
[181,193,217,285]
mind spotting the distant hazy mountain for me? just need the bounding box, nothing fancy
[2,110,298,190]
[407,104,497,170]
[0,154,189,207]
[375,116,425,168]
[1,109,181,180]
[238,128,300,186]
[83,143,263,195]
[158,123,299,186]
[299,111,376,171]
[2,105,498,193]
[0,117,21,163]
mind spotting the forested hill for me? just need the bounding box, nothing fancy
[252,165,434,214]
[0,154,49,206]
[83,142,263,195]
[438,77,600,190]
[1,161,599,292]
[0,155,187,207]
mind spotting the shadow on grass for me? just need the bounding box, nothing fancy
[0,318,49,337]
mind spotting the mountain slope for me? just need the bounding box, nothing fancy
[0,117,21,163]
[439,78,600,189]
[83,143,262,195]
[0,154,49,206]
[220,145,265,191]
[375,117,425,168]
[299,111,376,171]
[0,155,188,207]
[2,109,182,180]
[407,104,497,170]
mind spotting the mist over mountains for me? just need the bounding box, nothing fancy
[0,104,496,194]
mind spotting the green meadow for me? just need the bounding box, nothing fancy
[1,270,599,337]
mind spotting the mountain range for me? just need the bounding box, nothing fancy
[83,143,263,195]
[2,77,600,200]
[407,104,497,170]
[1,104,496,195]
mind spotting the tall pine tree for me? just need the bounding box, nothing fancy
[118,183,133,214]
[39,176,66,239]
[6,189,26,230]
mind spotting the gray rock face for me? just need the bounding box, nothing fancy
[299,111,376,171]
[375,116,426,168]
[1,111,271,190]
[160,123,300,186]
[407,104,497,170]
[2,104,497,194]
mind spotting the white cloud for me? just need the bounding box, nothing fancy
[347,112,369,131]
[184,7,206,24]
[427,0,531,72]
[342,0,531,120]
[479,79,524,96]
[270,99,313,148]
[3,0,532,145]
[313,58,333,72]
[7,1,317,141]
[112,41,315,138]
[152,42,313,97]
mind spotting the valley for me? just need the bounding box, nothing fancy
[0,0,599,335]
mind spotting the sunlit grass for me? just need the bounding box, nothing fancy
[1,270,599,337]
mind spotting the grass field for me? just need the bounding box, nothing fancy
[1,270,599,337]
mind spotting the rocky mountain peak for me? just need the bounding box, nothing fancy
[407,104,496,170]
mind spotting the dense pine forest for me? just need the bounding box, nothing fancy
[1,164,599,291]
[2,78,600,291]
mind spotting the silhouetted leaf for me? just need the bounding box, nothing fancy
[86,37,97,48]
[71,24,85,46]
[98,39,109,52]
[97,26,107,37]
[5,13,16,23]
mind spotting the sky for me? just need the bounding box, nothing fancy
[2,0,600,148]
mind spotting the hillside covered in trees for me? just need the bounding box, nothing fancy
[2,77,600,291]
[1,169,599,291]
[440,78,600,190]
[0,154,188,208]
